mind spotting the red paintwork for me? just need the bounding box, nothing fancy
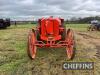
[39,17,63,41]
[35,17,65,47]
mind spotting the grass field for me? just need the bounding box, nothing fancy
[0,24,100,75]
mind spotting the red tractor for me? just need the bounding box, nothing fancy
[27,17,75,60]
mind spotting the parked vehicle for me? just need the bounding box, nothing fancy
[0,18,10,29]
[88,20,100,31]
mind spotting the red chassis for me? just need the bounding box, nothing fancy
[27,17,75,60]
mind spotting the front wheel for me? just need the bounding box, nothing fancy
[27,29,37,59]
[66,29,75,60]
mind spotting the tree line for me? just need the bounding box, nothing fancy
[65,16,100,24]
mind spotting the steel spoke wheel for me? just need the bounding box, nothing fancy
[27,30,37,59]
[66,29,75,60]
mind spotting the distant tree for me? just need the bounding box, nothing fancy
[65,16,100,24]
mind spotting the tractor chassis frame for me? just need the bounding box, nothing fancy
[35,40,72,48]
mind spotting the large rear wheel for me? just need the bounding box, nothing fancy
[27,29,37,59]
[66,29,75,60]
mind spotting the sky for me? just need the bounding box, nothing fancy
[0,0,100,20]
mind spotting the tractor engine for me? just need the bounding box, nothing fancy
[38,17,64,41]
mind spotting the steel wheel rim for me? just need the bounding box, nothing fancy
[66,29,74,59]
[28,32,36,59]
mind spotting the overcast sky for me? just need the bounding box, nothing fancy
[0,0,100,20]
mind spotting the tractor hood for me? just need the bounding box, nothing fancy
[40,17,62,41]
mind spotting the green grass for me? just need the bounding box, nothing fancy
[66,24,89,31]
[0,24,32,74]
